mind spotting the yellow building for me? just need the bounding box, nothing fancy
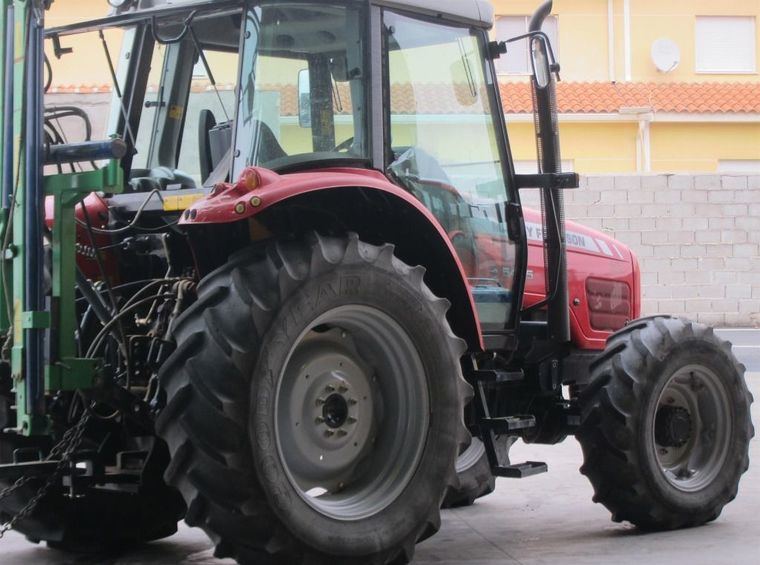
[46,0,760,174]
[493,0,760,173]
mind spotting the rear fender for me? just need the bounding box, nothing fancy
[183,167,483,351]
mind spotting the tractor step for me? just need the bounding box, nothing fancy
[480,416,536,434]
[493,461,548,478]
[0,460,58,480]
[480,415,536,433]
[469,369,525,384]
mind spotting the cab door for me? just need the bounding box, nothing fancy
[383,9,522,333]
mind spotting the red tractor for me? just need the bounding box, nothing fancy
[0,0,752,563]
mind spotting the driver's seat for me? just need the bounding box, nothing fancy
[253,120,288,164]
[198,109,217,184]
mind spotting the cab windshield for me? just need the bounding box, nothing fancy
[233,2,370,176]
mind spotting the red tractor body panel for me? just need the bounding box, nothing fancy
[521,209,640,350]
[184,166,485,348]
[63,167,638,353]
[45,192,117,282]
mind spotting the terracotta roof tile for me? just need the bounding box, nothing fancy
[47,81,760,115]
[499,81,760,114]
[277,81,760,115]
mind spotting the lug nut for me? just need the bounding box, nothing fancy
[347,417,357,424]
[324,430,335,437]
[337,429,348,437]
[325,384,336,392]
[338,385,348,393]
[348,398,357,406]
[315,417,325,424]
[316,398,326,406]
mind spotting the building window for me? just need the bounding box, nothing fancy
[696,16,756,73]
[495,15,558,75]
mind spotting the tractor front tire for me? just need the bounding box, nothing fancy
[157,233,471,564]
[577,316,753,530]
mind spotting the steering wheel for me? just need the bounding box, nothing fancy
[334,137,355,153]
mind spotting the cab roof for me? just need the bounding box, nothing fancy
[377,1,493,28]
[49,0,494,38]
[109,0,494,28]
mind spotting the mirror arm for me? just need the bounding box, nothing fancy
[50,34,73,59]
[502,30,561,81]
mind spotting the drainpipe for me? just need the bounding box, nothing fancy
[608,0,616,82]
[623,0,632,81]
[639,115,652,173]
[621,107,653,172]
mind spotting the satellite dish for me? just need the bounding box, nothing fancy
[651,39,681,73]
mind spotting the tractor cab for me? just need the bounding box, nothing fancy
[47,0,535,337]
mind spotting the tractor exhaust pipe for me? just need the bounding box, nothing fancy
[528,1,570,343]
[528,0,553,35]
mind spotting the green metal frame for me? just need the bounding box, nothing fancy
[0,0,124,435]
[7,0,37,433]
[44,161,123,396]
[0,0,9,336]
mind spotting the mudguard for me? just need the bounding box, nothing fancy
[181,166,485,350]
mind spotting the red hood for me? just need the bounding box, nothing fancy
[522,208,632,263]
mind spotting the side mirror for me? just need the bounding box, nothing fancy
[297,69,311,128]
[530,35,551,90]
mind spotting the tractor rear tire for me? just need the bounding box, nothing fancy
[576,316,753,530]
[442,439,494,508]
[156,233,471,564]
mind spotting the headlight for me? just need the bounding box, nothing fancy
[586,278,631,332]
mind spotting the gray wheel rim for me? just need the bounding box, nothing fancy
[455,438,485,474]
[653,364,731,492]
[274,305,430,521]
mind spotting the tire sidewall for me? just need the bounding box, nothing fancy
[636,340,749,511]
[249,263,462,556]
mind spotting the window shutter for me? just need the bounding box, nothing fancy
[497,16,529,74]
[696,16,756,73]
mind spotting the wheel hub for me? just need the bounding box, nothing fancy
[653,365,731,492]
[282,343,374,482]
[655,406,692,448]
[322,393,350,429]
[275,306,429,521]
[312,374,363,443]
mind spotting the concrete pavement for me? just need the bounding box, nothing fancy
[415,374,759,565]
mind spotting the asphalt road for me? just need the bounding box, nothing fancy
[1,331,758,565]
[717,329,760,372]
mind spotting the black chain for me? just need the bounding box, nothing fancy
[0,411,91,539]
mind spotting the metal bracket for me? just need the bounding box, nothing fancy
[45,358,101,391]
[50,33,72,59]
[21,310,50,329]
[488,40,508,60]
[515,172,580,190]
